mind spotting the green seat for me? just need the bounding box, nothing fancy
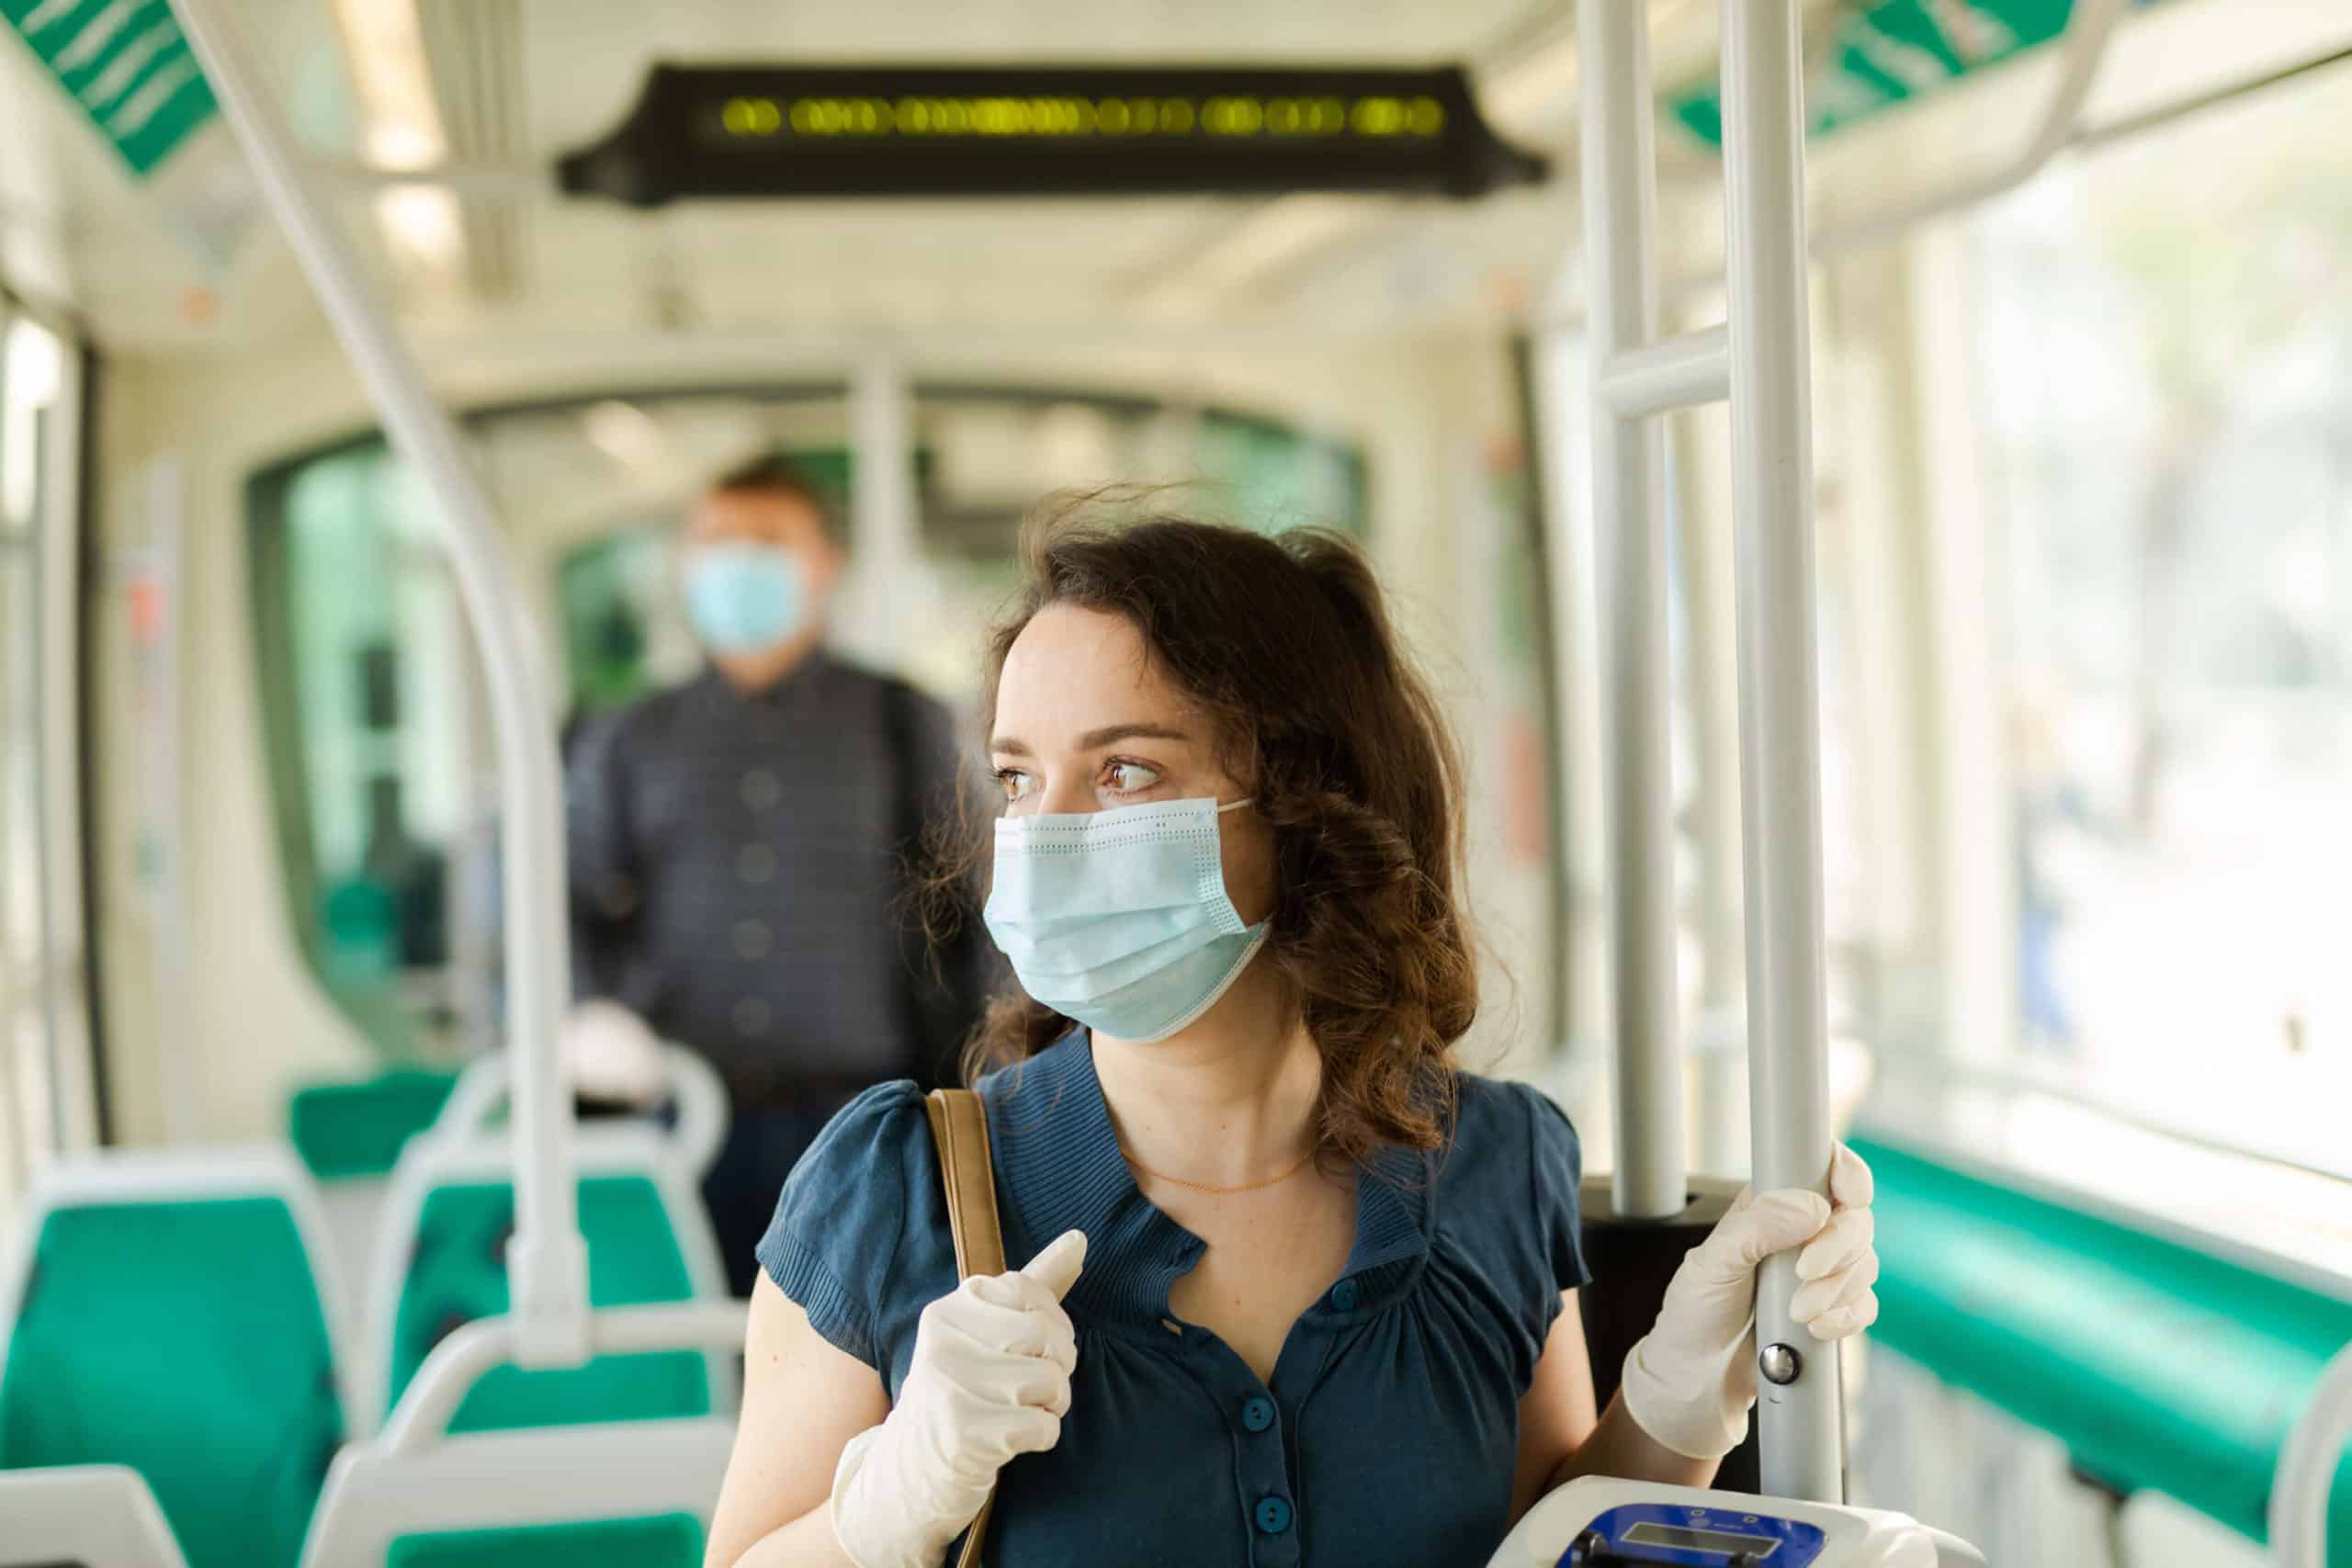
[1853,1133,2352,1558]
[385,1175,711,1431]
[385,1511,703,1568]
[288,1070,461,1182]
[0,1190,343,1568]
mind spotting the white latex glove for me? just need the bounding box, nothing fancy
[830,1230,1088,1568]
[560,999,666,1106]
[1621,1144,1879,1461]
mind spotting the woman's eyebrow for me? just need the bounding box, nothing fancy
[989,723,1192,756]
[1077,723,1191,750]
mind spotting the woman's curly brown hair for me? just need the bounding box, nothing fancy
[937,502,1477,1167]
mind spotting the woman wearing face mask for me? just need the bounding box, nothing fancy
[704,513,1878,1568]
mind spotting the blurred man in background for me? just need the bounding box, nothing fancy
[564,454,993,1295]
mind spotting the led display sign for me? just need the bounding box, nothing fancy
[558,64,1546,204]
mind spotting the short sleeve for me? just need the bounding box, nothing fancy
[754,1080,929,1367]
[1526,1089,1591,1297]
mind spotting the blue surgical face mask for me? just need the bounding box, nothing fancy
[683,544,808,654]
[984,795,1269,1044]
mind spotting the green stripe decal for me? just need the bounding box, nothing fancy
[1667,0,2126,148]
[2,0,218,176]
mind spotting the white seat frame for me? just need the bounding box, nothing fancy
[300,1303,746,1568]
[426,1044,729,1184]
[0,1463,191,1568]
[355,1092,735,1433]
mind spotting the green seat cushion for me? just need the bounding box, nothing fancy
[288,1070,461,1181]
[385,1512,702,1568]
[0,1197,342,1568]
[1854,1134,2352,1555]
[388,1175,710,1432]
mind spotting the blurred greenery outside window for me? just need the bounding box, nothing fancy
[1963,68,2352,1177]
[245,386,1370,1057]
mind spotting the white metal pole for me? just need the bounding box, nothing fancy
[1577,0,1688,1222]
[1721,0,1844,1501]
[168,0,589,1364]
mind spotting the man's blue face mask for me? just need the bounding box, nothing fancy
[684,543,808,654]
[983,795,1268,1043]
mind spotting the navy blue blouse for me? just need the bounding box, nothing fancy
[758,1032,1588,1566]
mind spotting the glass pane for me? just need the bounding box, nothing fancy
[1967,70,2352,1175]
[494,389,852,725]
[1196,409,1368,536]
[278,446,468,1034]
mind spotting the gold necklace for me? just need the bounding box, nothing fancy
[1123,1146,1317,1196]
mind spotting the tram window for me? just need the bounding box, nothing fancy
[247,390,852,1054]
[557,526,667,716]
[1957,68,2352,1177]
[1197,409,1368,537]
[914,390,1367,559]
[247,443,465,1053]
[247,385,1370,1057]
[903,389,1369,700]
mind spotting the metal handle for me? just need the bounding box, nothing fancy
[429,1047,726,1181]
[1812,0,2124,259]
[1719,0,1842,1504]
[1576,0,1688,1227]
[2269,1340,2352,1568]
[380,1301,750,1455]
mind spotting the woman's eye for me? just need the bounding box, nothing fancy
[1102,760,1163,795]
[994,767,1035,802]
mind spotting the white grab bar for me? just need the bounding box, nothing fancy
[1812,0,2125,259]
[1577,0,1690,1227]
[380,1301,750,1457]
[167,0,588,1363]
[2270,1340,2352,1568]
[1576,0,1845,1502]
[431,1046,728,1183]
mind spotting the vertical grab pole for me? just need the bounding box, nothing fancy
[1577,0,1688,1222]
[1722,0,1844,1500]
[168,0,590,1363]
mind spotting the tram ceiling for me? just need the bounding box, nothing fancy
[11,0,2352,350]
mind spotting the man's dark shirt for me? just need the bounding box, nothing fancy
[565,655,992,1106]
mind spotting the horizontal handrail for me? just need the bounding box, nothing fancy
[1599,324,1731,417]
[381,1302,750,1456]
[2269,1340,2352,1568]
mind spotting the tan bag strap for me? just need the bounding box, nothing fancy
[923,1088,1004,1567]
